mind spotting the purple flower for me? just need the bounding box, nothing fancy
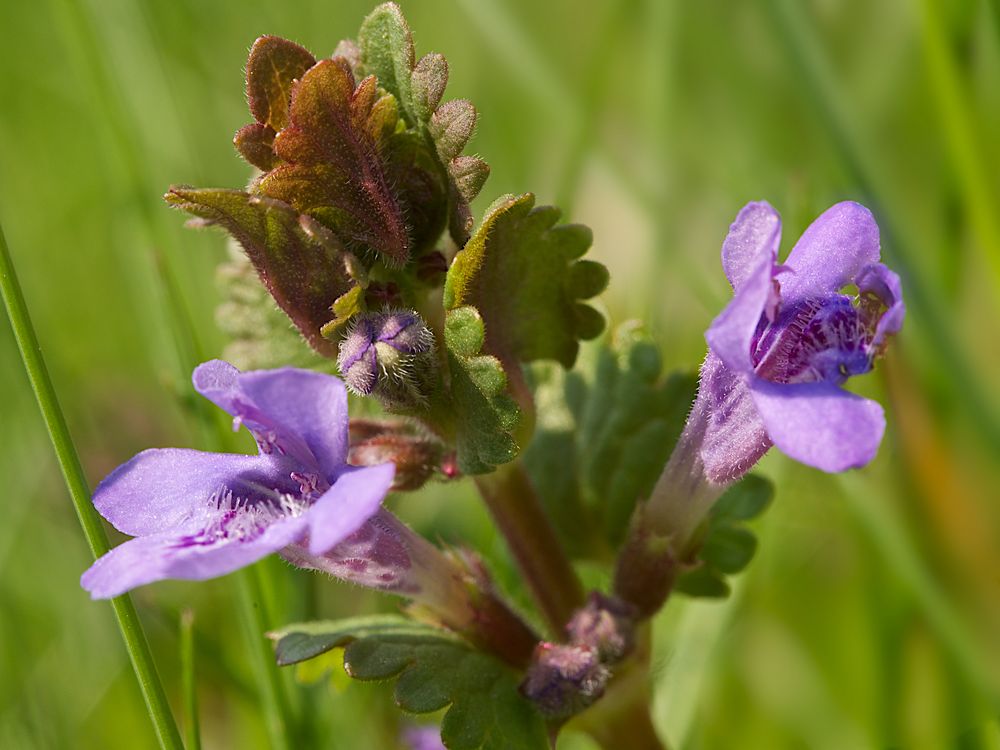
[81,360,395,598]
[701,201,905,481]
[614,201,905,617]
[401,725,446,750]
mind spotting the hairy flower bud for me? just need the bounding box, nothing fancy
[565,593,637,664]
[337,309,438,412]
[520,643,609,719]
[348,418,454,491]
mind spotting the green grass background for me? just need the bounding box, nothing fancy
[2,0,1000,747]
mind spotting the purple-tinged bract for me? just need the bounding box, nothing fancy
[81,360,394,599]
[700,201,905,481]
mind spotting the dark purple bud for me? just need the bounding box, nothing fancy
[520,643,609,719]
[337,309,437,412]
[565,593,638,664]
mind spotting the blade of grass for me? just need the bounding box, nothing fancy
[552,0,633,214]
[458,0,752,331]
[918,0,1000,290]
[763,0,1000,451]
[50,0,189,381]
[989,0,1000,57]
[180,610,201,750]
[51,1,300,745]
[652,582,748,748]
[634,0,723,335]
[236,568,294,750]
[0,220,184,750]
[836,473,997,700]
[454,0,661,212]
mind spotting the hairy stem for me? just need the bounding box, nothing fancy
[613,397,724,618]
[475,461,585,635]
[283,510,540,668]
[0,222,184,750]
[641,402,723,555]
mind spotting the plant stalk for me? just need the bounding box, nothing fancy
[0,222,185,750]
[52,7,300,742]
[236,567,295,750]
[570,626,667,750]
[613,395,724,618]
[180,609,201,750]
[474,461,585,635]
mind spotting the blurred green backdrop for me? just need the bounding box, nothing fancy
[2,0,999,748]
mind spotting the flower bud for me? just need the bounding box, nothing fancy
[337,309,438,412]
[348,418,454,491]
[565,592,637,664]
[520,643,609,719]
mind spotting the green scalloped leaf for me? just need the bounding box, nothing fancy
[165,187,348,357]
[674,474,775,598]
[522,328,696,556]
[700,524,757,574]
[358,2,488,244]
[712,473,774,522]
[672,565,731,598]
[271,616,548,750]
[444,193,608,371]
[444,306,520,475]
[358,4,416,125]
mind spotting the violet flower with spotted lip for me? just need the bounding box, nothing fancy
[81,360,395,599]
[702,200,904,480]
[81,360,538,666]
[618,201,904,609]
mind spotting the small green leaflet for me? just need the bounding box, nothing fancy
[271,616,548,750]
[444,193,608,369]
[358,2,488,244]
[444,306,520,475]
[674,474,774,598]
[439,194,607,474]
[523,328,697,556]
